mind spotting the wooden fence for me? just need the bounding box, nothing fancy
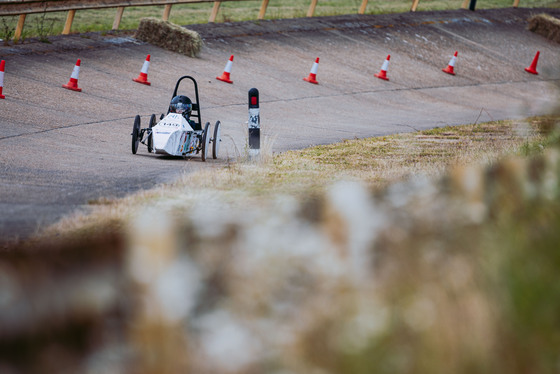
[0,0,523,43]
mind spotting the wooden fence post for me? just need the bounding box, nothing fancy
[209,1,221,22]
[258,0,269,19]
[14,14,26,43]
[359,0,368,14]
[113,6,125,30]
[411,0,420,11]
[62,9,76,35]
[513,0,520,7]
[307,0,318,17]
[461,0,469,9]
[163,4,172,21]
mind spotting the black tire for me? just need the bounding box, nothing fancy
[212,121,221,159]
[147,114,156,153]
[131,115,141,154]
[201,122,211,162]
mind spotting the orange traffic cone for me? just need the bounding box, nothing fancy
[62,59,82,92]
[133,54,151,85]
[0,60,5,99]
[303,57,320,84]
[442,51,458,75]
[216,55,234,84]
[524,51,540,75]
[374,55,390,81]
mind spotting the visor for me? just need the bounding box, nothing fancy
[174,102,191,114]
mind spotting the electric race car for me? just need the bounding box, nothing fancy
[131,75,221,161]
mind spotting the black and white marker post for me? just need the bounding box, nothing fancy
[248,88,260,159]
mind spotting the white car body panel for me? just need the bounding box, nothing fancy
[152,113,196,156]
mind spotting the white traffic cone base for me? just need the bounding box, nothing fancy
[304,57,320,84]
[63,59,82,92]
[442,51,458,75]
[0,59,5,99]
[217,55,234,84]
[374,55,390,81]
[133,55,151,85]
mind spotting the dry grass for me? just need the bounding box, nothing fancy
[528,13,560,43]
[4,115,559,374]
[37,117,554,241]
[235,119,548,195]
[134,17,202,57]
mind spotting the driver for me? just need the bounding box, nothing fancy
[169,95,198,129]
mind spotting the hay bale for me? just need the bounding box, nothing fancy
[527,13,560,43]
[134,17,202,57]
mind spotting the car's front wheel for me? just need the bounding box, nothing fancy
[131,115,141,154]
[212,121,221,159]
[147,114,156,153]
[201,122,211,162]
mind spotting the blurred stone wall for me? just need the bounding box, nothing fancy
[1,146,560,374]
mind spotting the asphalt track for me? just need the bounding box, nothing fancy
[1,8,559,243]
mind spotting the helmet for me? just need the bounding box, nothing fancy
[169,95,192,117]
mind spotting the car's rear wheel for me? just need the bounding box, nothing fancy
[201,122,211,162]
[212,121,221,159]
[147,114,156,153]
[131,115,141,154]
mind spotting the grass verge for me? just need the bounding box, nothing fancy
[29,115,558,244]
[2,114,560,374]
